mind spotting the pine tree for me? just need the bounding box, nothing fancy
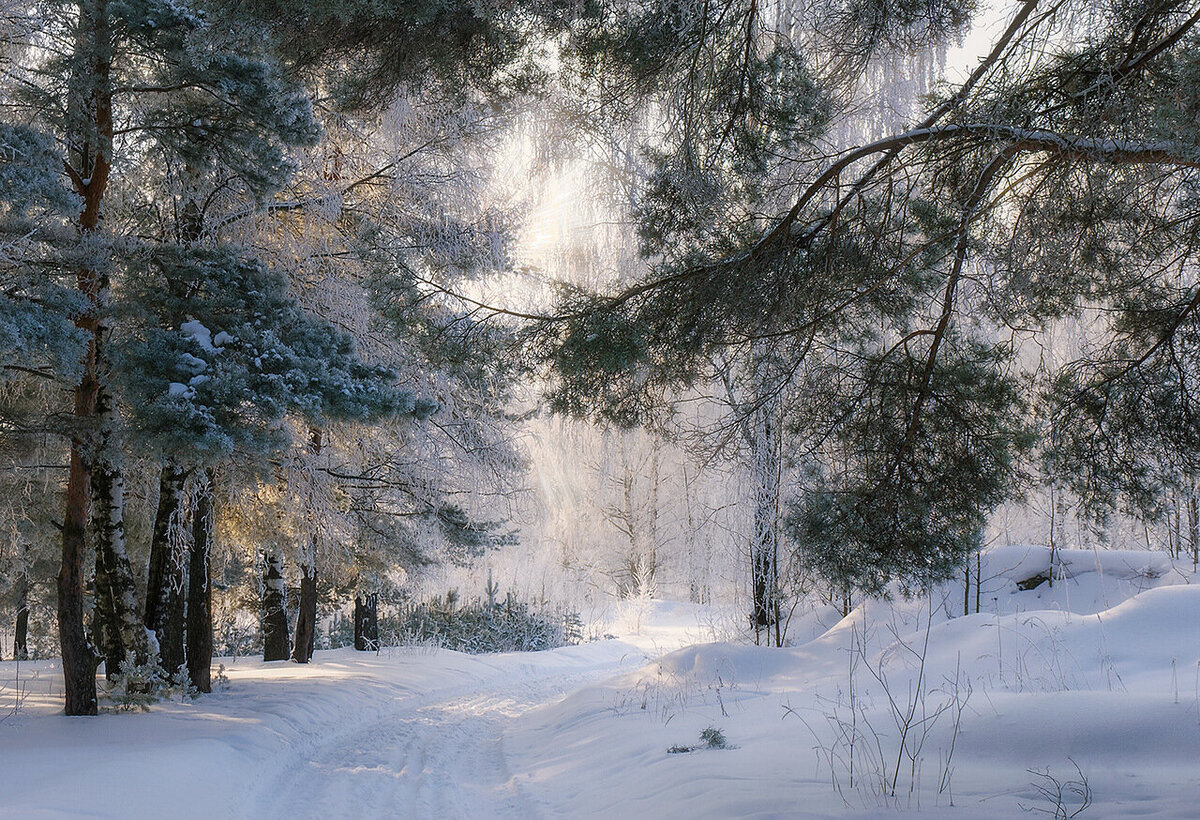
[0,0,332,712]
[539,0,1200,595]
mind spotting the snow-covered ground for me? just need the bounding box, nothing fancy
[3,546,1200,818]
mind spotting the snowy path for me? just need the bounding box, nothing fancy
[261,664,612,820]
[0,602,710,819]
[7,583,1200,818]
[0,644,656,819]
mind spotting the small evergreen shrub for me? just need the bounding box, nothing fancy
[325,612,355,650]
[101,656,203,710]
[166,665,200,702]
[391,592,580,654]
[102,653,167,712]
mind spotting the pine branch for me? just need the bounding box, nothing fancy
[878,150,1016,495]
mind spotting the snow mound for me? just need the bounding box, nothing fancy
[3,548,1199,818]
[508,551,1200,818]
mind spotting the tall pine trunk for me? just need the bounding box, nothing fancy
[13,565,28,661]
[292,564,317,663]
[186,468,214,692]
[292,428,321,663]
[58,0,117,715]
[261,552,289,661]
[353,594,378,651]
[146,462,188,673]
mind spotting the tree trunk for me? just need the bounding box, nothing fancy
[261,552,289,661]
[292,428,321,663]
[13,568,28,661]
[353,594,378,651]
[975,552,982,614]
[186,468,214,692]
[1190,489,1198,571]
[60,360,99,713]
[353,596,362,649]
[1047,486,1057,589]
[963,559,970,617]
[90,383,120,679]
[162,578,187,676]
[145,462,188,673]
[750,396,782,644]
[91,391,151,679]
[91,505,116,674]
[57,0,118,718]
[292,564,317,663]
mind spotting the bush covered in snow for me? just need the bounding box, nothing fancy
[389,593,580,654]
[101,654,201,712]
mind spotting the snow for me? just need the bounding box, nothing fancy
[179,352,208,373]
[181,319,224,353]
[3,548,1200,817]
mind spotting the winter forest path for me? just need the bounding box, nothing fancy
[0,602,712,819]
[259,659,621,820]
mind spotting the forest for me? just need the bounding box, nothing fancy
[1,0,1200,816]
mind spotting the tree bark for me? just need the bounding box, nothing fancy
[91,498,118,674]
[975,552,981,615]
[353,596,361,650]
[750,391,781,645]
[186,468,214,692]
[60,384,99,713]
[57,0,118,717]
[13,567,28,661]
[1190,489,1198,571]
[91,390,151,679]
[261,551,289,661]
[145,462,188,673]
[963,559,970,617]
[292,428,320,663]
[353,594,378,651]
[292,564,317,663]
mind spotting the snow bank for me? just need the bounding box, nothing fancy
[508,550,1200,818]
[3,550,1199,818]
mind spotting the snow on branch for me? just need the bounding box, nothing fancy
[789,123,1200,241]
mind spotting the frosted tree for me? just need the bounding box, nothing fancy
[214,78,536,660]
[0,0,351,711]
[539,0,1200,601]
[539,0,832,630]
[1,0,573,710]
